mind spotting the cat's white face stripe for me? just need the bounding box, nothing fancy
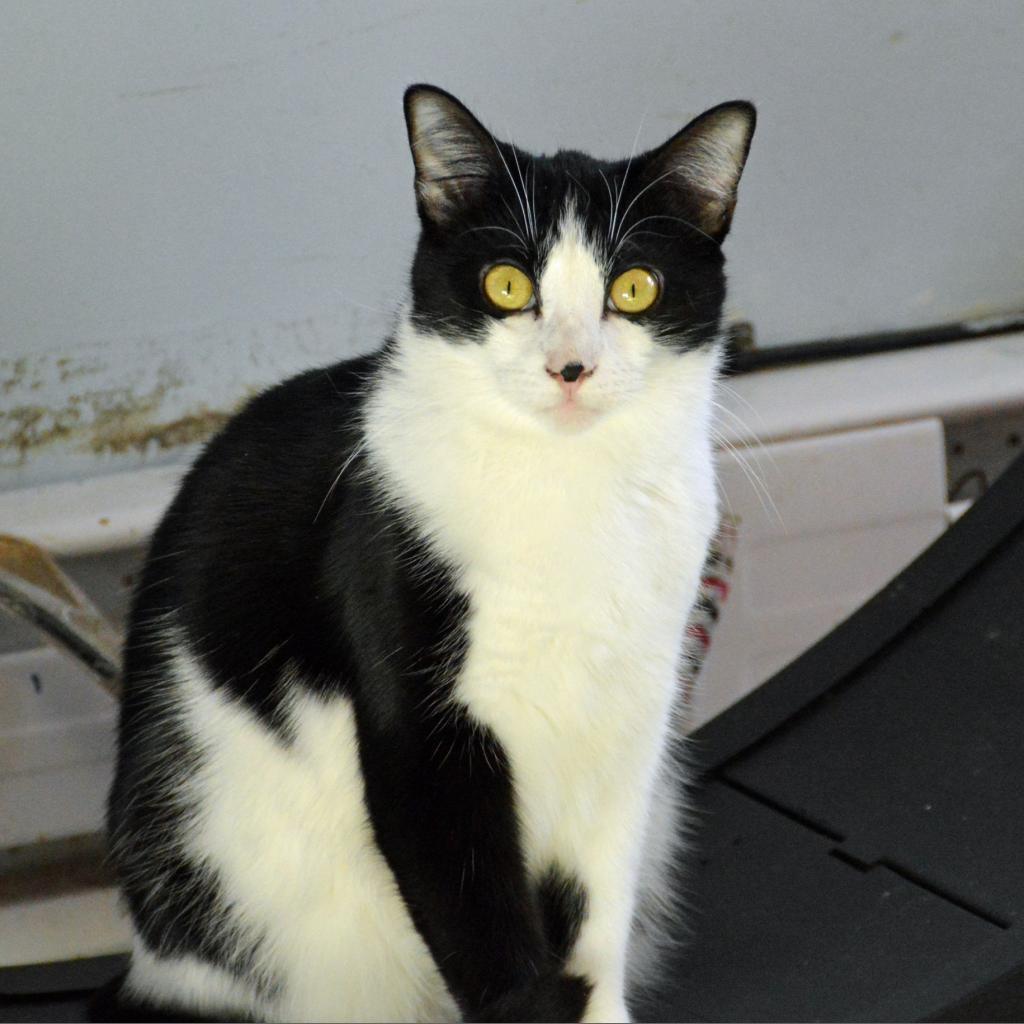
[536,211,607,372]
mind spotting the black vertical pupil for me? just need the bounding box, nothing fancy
[631,282,636,298]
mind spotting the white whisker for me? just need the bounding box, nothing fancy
[490,132,532,244]
[611,213,713,261]
[610,116,646,246]
[598,169,616,239]
[709,416,784,529]
[711,389,782,484]
[461,224,529,254]
[529,160,538,242]
[717,380,777,441]
[313,439,368,523]
[510,143,534,242]
[615,168,719,251]
[564,171,590,213]
[499,196,531,252]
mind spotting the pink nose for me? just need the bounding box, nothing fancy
[546,361,595,398]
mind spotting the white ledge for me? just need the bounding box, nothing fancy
[0,463,187,557]
[716,329,1024,447]
[2,332,1022,558]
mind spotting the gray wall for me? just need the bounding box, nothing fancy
[3,0,1023,489]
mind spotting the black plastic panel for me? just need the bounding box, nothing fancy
[655,453,1024,1021]
[647,784,1005,1023]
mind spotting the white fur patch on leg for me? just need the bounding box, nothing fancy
[125,936,262,1018]
[151,646,458,1023]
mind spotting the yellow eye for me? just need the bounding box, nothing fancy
[608,267,660,314]
[483,264,535,312]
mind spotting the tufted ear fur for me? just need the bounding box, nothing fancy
[641,101,756,243]
[404,85,499,228]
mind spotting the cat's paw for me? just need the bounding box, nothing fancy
[473,971,592,1023]
[580,992,630,1023]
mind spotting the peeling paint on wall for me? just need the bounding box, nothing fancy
[90,407,234,456]
[0,306,378,489]
[0,353,240,468]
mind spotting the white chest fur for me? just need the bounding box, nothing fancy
[365,329,720,876]
[365,329,719,1020]
[453,430,709,868]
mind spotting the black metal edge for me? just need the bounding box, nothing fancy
[721,314,1024,376]
[690,450,1024,773]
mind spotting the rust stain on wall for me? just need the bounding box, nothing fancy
[0,354,240,466]
[1,405,81,457]
[55,355,109,384]
[2,359,32,395]
[89,407,233,455]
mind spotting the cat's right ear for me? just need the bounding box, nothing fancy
[404,85,497,228]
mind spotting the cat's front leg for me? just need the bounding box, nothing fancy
[570,922,632,1021]
[581,993,631,1024]
[562,797,656,1024]
[570,906,632,1024]
[356,707,591,1022]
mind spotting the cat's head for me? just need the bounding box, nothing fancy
[402,85,755,431]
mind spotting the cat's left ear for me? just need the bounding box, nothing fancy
[641,101,756,243]
[404,85,498,229]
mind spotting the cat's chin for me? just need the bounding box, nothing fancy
[545,399,602,433]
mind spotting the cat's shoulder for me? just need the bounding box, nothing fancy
[145,349,385,568]
[170,351,380,496]
[207,350,381,453]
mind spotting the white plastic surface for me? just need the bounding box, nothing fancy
[0,887,129,968]
[0,647,116,847]
[691,417,948,728]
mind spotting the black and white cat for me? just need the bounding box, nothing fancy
[103,85,755,1022]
